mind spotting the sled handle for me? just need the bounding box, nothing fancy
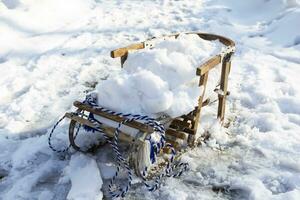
[196,55,222,76]
[110,42,144,58]
[110,32,235,59]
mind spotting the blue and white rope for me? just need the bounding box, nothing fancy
[83,95,189,197]
[48,94,189,198]
[48,112,82,153]
[141,143,189,191]
[83,96,165,198]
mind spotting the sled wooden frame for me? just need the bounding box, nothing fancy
[66,32,235,157]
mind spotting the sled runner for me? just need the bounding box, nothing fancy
[49,32,235,198]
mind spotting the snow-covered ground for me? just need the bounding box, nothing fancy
[0,0,300,199]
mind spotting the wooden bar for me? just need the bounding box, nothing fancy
[120,53,128,67]
[65,112,94,127]
[196,55,221,76]
[101,126,136,143]
[166,128,187,140]
[65,112,136,143]
[194,72,209,129]
[73,101,154,133]
[170,119,192,129]
[187,72,209,145]
[184,127,196,135]
[202,98,210,107]
[110,43,144,58]
[217,60,231,121]
[111,32,235,63]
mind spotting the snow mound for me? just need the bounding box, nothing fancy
[265,9,300,47]
[64,154,103,200]
[96,34,224,117]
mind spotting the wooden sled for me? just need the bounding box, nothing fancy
[65,32,235,176]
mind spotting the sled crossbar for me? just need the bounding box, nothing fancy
[73,101,154,133]
[111,32,234,59]
[65,112,139,144]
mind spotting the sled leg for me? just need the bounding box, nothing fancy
[187,72,209,146]
[121,53,128,67]
[217,54,232,121]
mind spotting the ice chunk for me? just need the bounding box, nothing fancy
[65,154,103,200]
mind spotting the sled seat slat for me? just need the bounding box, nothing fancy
[166,128,187,140]
[183,127,196,135]
[73,101,154,134]
[172,119,192,128]
[65,112,138,144]
[65,112,95,128]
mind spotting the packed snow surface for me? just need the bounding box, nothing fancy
[0,0,300,200]
[96,34,223,117]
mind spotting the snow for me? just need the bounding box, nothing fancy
[64,154,103,200]
[0,0,300,200]
[96,33,223,117]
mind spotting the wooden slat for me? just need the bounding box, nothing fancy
[202,98,210,107]
[196,55,221,76]
[111,33,234,59]
[101,126,136,143]
[183,128,196,135]
[169,118,192,130]
[169,124,178,130]
[65,112,95,127]
[193,72,209,130]
[73,101,154,133]
[171,119,192,129]
[165,128,187,140]
[120,53,128,67]
[110,43,144,58]
[187,72,209,145]
[217,60,231,121]
[65,112,136,143]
